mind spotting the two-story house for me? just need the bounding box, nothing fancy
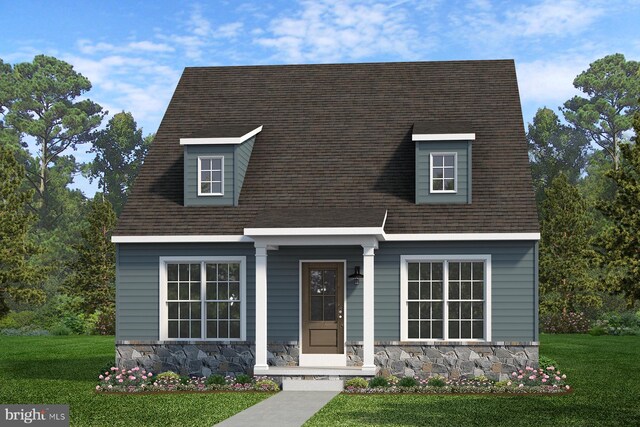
[112,60,540,386]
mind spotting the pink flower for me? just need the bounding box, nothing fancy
[518,384,524,388]
[119,379,123,383]
[528,375,536,380]
[555,376,561,381]
[142,376,147,380]
[148,373,153,377]
[512,372,517,376]
[517,375,523,379]
[107,385,112,389]
[111,367,118,371]
[96,385,100,390]
[542,378,547,383]
[565,385,570,390]
[99,375,104,379]
[547,366,554,370]
[129,376,136,380]
[104,372,109,375]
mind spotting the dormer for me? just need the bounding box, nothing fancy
[181,125,262,206]
[413,121,474,204]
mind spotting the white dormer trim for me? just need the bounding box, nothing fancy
[413,132,476,141]
[180,125,263,145]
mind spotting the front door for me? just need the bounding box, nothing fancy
[301,262,344,354]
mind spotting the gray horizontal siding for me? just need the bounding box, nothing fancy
[265,246,363,341]
[234,137,256,205]
[374,241,536,342]
[416,141,470,204]
[184,145,235,206]
[116,243,255,341]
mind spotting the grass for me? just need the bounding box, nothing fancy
[0,336,271,426]
[306,334,640,426]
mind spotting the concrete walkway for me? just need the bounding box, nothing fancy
[215,391,339,427]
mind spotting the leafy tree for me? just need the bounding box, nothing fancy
[65,195,116,314]
[1,55,104,226]
[562,53,640,170]
[0,59,21,149]
[528,107,590,205]
[597,113,640,307]
[539,174,601,314]
[86,111,152,215]
[0,145,45,316]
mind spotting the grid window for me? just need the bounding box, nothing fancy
[431,153,456,192]
[407,262,444,339]
[205,263,241,339]
[166,263,201,339]
[199,157,223,195]
[448,262,484,340]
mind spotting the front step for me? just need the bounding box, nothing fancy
[282,379,344,391]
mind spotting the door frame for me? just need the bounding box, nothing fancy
[298,260,347,367]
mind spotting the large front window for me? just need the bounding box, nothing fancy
[161,258,245,340]
[401,256,490,341]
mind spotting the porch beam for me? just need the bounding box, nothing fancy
[362,244,377,373]
[254,245,269,372]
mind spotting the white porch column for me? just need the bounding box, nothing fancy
[362,244,377,373]
[254,245,269,372]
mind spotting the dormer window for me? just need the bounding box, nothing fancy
[430,153,457,193]
[198,156,223,196]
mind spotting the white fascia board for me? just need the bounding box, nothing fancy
[244,227,385,236]
[412,133,476,141]
[383,233,540,241]
[112,235,254,243]
[180,125,263,145]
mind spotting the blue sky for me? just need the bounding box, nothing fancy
[1,0,639,195]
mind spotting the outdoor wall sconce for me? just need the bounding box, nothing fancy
[348,266,364,286]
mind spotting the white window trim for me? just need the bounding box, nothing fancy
[400,254,491,343]
[429,152,458,194]
[159,256,246,342]
[197,156,224,197]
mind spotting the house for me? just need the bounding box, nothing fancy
[113,60,540,383]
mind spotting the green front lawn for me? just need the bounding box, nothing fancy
[306,334,640,426]
[0,336,270,426]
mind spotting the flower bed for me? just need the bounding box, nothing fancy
[344,366,570,394]
[95,367,279,393]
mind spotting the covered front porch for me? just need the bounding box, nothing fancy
[245,209,386,377]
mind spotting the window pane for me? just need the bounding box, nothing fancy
[324,296,336,320]
[433,155,443,166]
[179,283,189,300]
[229,302,240,319]
[449,263,459,280]
[207,321,217,338]
[201,171,211,182]
[191,321,201,338]
[420,263,430,280]
[211,170,222,182]
[449,302,460,319]
[408,302,419,319]
[310,297,323,321]
[168,321,178,338]
[432,321,443,339]
[228,263,240,281]
[461,282,472,299]
[420,321,431,339]
[432,179,444,191]
[207,302,217,319]
[324,270,336,295]
[229,321,240,338]
[408,321,419,338]
[444,168,454,178]
[218,283,228,300]
[472,302,483,319]
[432,302,443,320]
[420,302,430,319]
[179,264,189,281]
[432,169,444,179]
[217,264,228,281]
[190,283,200,300]
[449,282,460,299]
[200,158,211,170]
[168,302,178,319]
[218,302,229,319]
[432,281,443,300]
[432,263,443,280]
[179,321,189,338]
[408,263,419,280]
[229,282,240,301]
[206,264,217,281]
[201,182,211,193]
[190,264,200,281]
[191,302,201,319]
[461,263,472,280]
[444,179,455,190]
[472,263,484,280]
[449,321,459,339]
[168,283,178,300]
[444,155,455,167]
[461,302,472,319]
[473,282,484,299]
[473,321,484,339]
[461,321,472,339]
[179,302,190,319]
[211,158,222,170]
[211,182,222,194]
[218,321,229,338]
[206,283,217,300]
[167,264,178,281]
[408,282,419,299]
[420,282,430,300]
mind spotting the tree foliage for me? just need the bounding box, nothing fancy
[539,174,601,314]
[597,113,640,307]
[0,145,45,316]
[0,55,104,226]
[86,111,152,215]
[65,195,117,314]
[562,53,640,169]
[528,107,590,205]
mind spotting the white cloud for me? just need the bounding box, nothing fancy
[516,58,586,106]
[255,0,428,63]
[507,0,604,37]
[216,22,244,39]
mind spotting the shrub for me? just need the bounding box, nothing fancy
[205,374,226,386]
[0,311,38,330]
[0,328,49,336]
[255,378,279,391]
[93,306,115,335]
[591,311,640,336]
[538,356,560,371]
[96,366,153,391]
[398,377,418,387]
[428,377,446,387]
[509,366,568,389]
[369,376,389,388]
[540,311,590,333]
[589,325,607,336]
[345,377,368,389]
[156,371,181,381]
[50,324,72,336]
[234,374,252,385]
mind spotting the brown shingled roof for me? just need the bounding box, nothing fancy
[115,60,539,236]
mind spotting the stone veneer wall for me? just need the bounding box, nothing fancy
[116,341,537,381]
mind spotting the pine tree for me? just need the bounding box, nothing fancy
[539,174,601,314]
[0,145,45,316]
[598,113,640,307]
[65,195,117,314]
